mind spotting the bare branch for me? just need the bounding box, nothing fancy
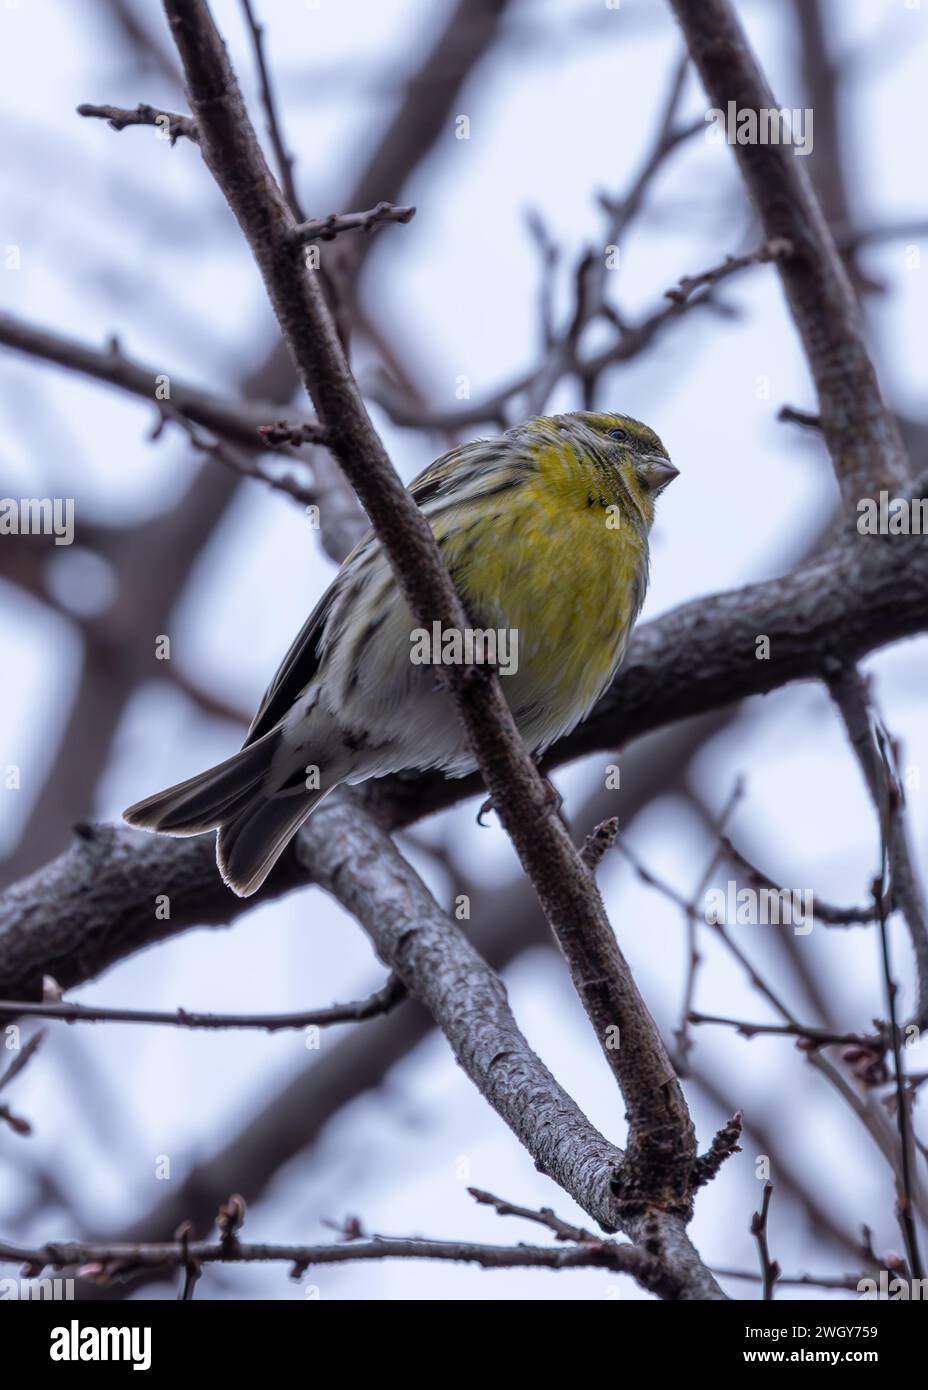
[290,203,416,246]
[468,1187,598,1244]
[688,1012,881,1051]
[0,1028,45,1093]
[369,239,759,434]
[0,312,325,452]
[154,402,318,507]
[0,1028,44,1137]
[0,1228,664,1289]
[714,1266,867,1292]
[874,878,923,1281]
[0,974,404,1033]
[826,663,925,1278]
[664,238,793,305]
[4,514,928,1009]
[77,100,198,143]
[778,404,822,431]
[750,1182,781,1300]
[239,0,303,217]
[718,834,875,927]
[297,795,723,1298]
[826,664,928,1028]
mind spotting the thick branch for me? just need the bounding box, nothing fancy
[299,797,723,1299]
[2,524,927,1006]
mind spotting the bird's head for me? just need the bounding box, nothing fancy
[524,410,678,526]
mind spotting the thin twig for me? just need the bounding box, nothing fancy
[77,101,198,143]
[0,1028,45,1137]
[290,203,416,246]
[621,818,928,1210]
[750,1182,780,1300]
[714,1265,867,1291]
[874,874,923,1278]
[0,1027,45,1092]
[175,1222,201,1301]
[468,1187,598,1244]
[154,402,319,507]
[676,781,745,1068]
[688,1012,881,1051]
[718,834,875,927]
[664,238,793,305]
[0,975,405,1032]
[690,1111,743,1191]
[778,404,822,431]
[826,663,928,1275]
[239,0,303,218]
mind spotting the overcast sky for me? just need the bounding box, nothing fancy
[2,0,927,1300]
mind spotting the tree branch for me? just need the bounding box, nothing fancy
[160,0,699,1226]
[238,0,302,216]
[77,100,198,143]
[0,1028,44,1137]
[826,664,928,1029]
[750,1182,781,1300]
[294,796,723,1299]
[290,202,416,246]
[0,1229,663,1290]
[3,517,928,1008]
[0,311,325,452]
[0,974,404,1032]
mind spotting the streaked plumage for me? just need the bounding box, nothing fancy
[125,410,677,895]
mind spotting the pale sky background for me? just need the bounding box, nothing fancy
[1,0,928,1300]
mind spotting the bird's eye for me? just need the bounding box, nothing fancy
[608,427,628,441]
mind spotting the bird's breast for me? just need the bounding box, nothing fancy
[445,482,649,742]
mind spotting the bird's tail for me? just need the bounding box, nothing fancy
[124,727,330,898]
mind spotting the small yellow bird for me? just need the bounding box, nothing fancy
[125,411,677,895]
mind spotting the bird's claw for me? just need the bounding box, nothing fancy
[476,775,563,827]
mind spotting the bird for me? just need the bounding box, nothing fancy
[124,410,678,896]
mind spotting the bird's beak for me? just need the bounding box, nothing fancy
[643,455,679,493]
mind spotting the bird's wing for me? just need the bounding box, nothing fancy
[243,439,525,747]
[242,581,341,746]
